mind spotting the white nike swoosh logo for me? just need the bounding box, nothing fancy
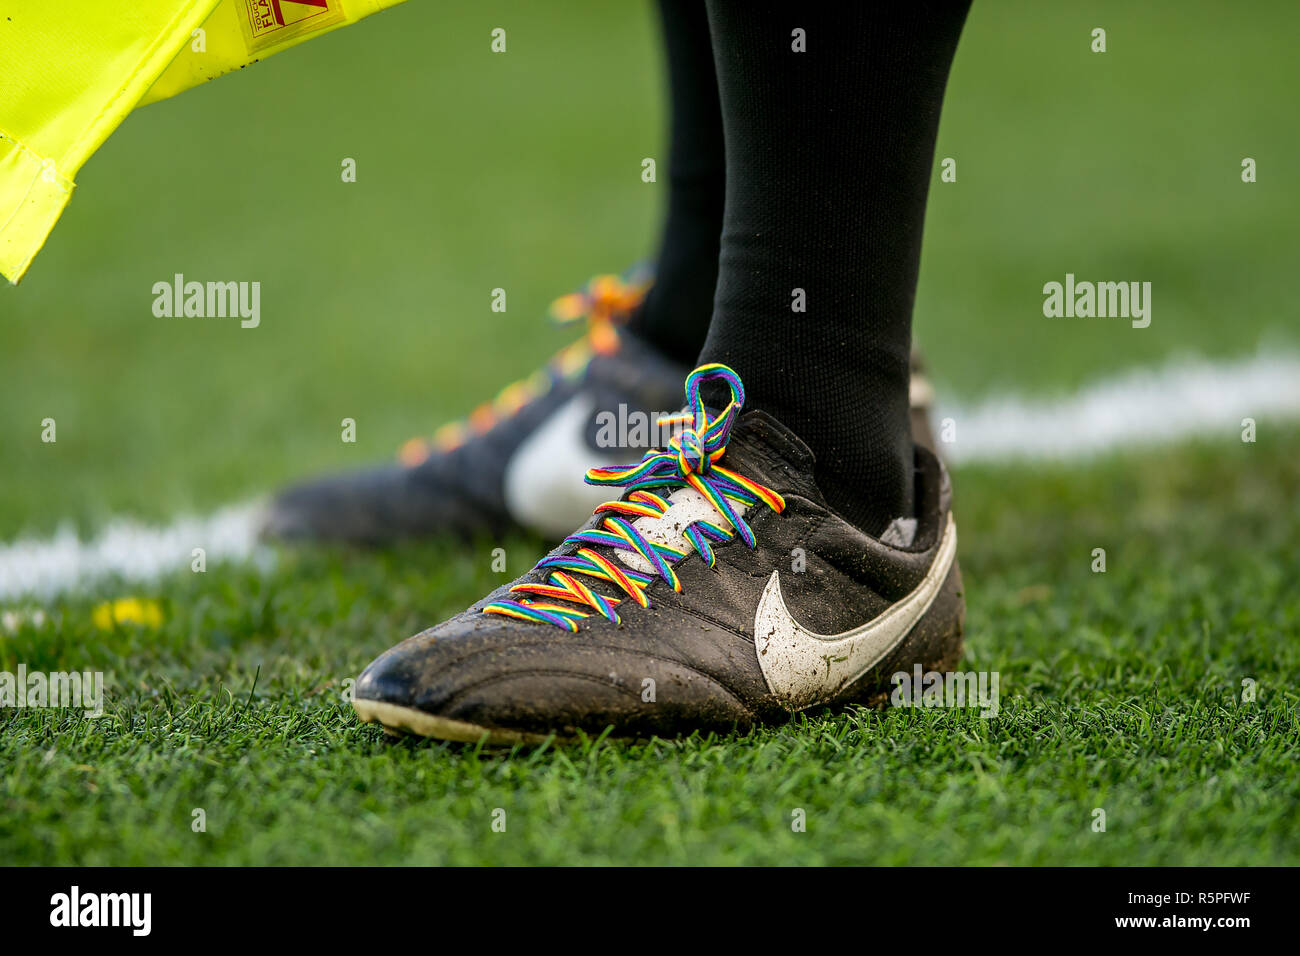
[754,513,958,709]
[502,395,618,539]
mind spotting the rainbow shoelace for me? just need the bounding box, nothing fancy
[483,364,786,631]
[398,268,652,466]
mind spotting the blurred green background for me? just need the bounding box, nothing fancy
[1,0,1296,539]
[2,0,1298,868]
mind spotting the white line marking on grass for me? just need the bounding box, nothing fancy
[0,502,268,602]
[1,351,1298,602]
[938,351,1300,463]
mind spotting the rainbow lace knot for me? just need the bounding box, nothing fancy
[549,269,651,354]
[483,363,786,632]
[398,268,651,466]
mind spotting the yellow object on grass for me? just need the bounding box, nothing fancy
[92,597,164,631]
[0,0,406,285]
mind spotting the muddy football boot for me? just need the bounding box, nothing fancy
[261,271,688,544]
[352,363,964,742]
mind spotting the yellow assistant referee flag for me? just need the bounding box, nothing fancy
[0,0,406,284]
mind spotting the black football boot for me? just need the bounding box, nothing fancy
[261,271,687,544]
[352,364,964,742]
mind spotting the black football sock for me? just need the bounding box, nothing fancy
[697,0,970,535]
[625,0,725,367]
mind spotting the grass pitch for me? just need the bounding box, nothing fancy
[3,433,1297,865]
[2,1,1299,865]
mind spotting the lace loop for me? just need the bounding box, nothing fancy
[397,267,651,466]
[483,364,785,631]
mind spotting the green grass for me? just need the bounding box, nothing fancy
[2,0,1299,865]
[2,0,1298,537]
[3,430,1297,865]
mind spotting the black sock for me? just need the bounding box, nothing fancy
[697,0,970,535]
[626,0,725,367]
